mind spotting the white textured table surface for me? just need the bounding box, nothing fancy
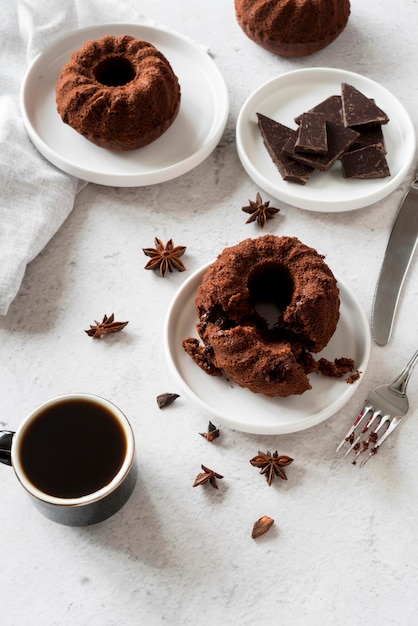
[1,1,418,624]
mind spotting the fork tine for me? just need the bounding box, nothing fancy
[336,404,373,452]
[351,414,390,464]
[359,415,405,467]
[343,408,382,457]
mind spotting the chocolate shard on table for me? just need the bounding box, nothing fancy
[348,124,386,153]
[283,121,360,172]
[257,112,314,184]
[341,83,390,127]
[295,112,328,155]
[294,95,344,126]
[341,144,391,179]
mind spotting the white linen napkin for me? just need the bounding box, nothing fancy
[0,0,143,315]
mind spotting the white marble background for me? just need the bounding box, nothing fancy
[1,0,418,624]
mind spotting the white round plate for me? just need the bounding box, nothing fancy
[164,263,371,435]
[236,68,416,212]
[20,23,229,186]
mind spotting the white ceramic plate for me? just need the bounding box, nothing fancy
[20,23,229,186]
[236,68,416,212]
[164,263,371,435]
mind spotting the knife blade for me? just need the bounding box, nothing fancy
[371,173,418,346]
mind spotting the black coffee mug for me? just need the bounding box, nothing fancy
[0,393,137,526]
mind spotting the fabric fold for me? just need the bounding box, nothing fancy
[0,0,141,315]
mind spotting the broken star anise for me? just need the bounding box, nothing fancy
[250,450,293,486]
[242,192,280,228]
[85,313,129,339]
[193,464,223,489]
[143,237,186,277]
[199,421,220,442]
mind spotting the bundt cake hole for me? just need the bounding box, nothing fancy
[93,56,136,87]
[248,264,294,330]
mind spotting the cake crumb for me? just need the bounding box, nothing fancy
[182,337,222,376]
[317,357,355,378]
[346,370,362,384]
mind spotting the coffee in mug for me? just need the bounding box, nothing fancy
[0,393,137,526]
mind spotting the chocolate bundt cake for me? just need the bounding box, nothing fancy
[56,35,181,151]
[234,0,351,57]
[183,235,341,397]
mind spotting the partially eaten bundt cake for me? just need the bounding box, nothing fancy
[183,235,342,397]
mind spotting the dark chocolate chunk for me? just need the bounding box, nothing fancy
[341,144,391,179]
[341,83,389,127]
[283,122,360,172]
[348,124,386,153]
[156,392,180,408]
[294,95,343,126]
[295,112,328,155]
[257,113,314,185]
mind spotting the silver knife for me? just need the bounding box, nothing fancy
[371,173,418,346]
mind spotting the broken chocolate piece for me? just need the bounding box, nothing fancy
[295,112,328,155]
[295,95,343,126]
[156,392,180,408]
[341,144,391,179]
[257,112,314,185]
[348,124,386,153]
[342,83,389,127]
[284,122,360,172]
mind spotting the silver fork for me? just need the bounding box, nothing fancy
[336,349,418,466]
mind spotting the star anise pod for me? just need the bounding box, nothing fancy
[193,464,223,489]
[85,313,129,339]
[250,450,293,486]
[143,237,186,277]
[199,421,220,442]
[242,192,280,228]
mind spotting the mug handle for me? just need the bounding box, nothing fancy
[0,431,14,466]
